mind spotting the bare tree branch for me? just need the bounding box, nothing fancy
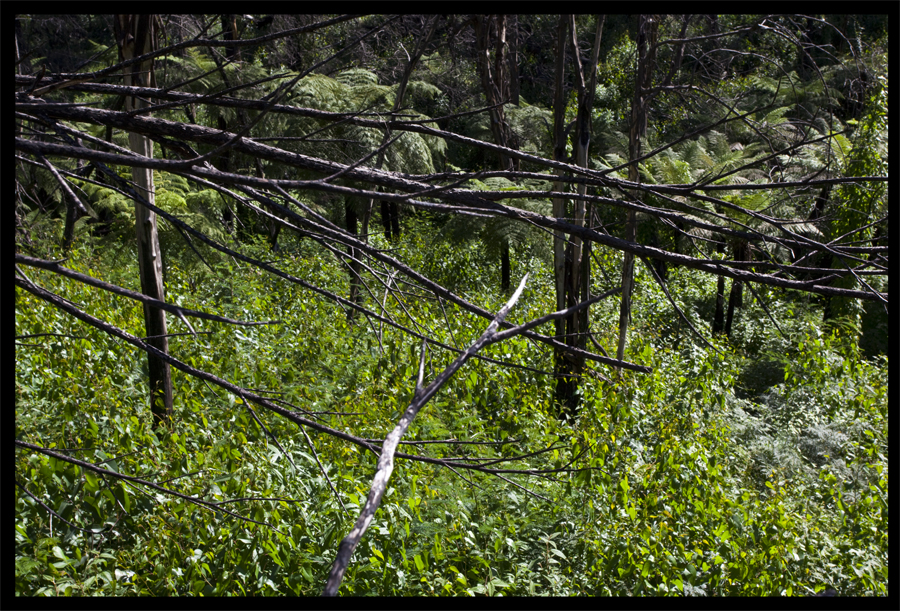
[323,274,529,596]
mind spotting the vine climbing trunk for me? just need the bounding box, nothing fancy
[114,14,174,428]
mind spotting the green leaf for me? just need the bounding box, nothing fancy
[84,470,99,491]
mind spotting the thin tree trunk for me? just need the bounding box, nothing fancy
[346,201,361,319]
[578,205,592,338]
[268,221,282,252]
[475,15,516,172]
[724,239,749,336]
[474,14,520,295]
[551,16,572,413]
[552,15,568,322]
[724,278,742,337]
[559,16,604,416]
[213,18,272,246]
[493,14,514,294]
[115,14,173,428]
[380,200,393,242]
[508,15,520,106]
[62,185,78,251]
[616,15,656,367]
[500,244,510,294]
[389,204,400,243]
[551,16,604,418]
[569,15,604,314]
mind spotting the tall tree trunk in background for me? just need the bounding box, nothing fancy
[552,15,604,419]
[364,16,439,247]
[551,16,572,413]
[500,246,511,293]
[507,15,520,106]
[474,14,518,293]
[616,14,657,368]
[114,15,173,429]
[724,277,741,337]
[474,15,517,172]
[574,16,604,372]
[380,200,399,243]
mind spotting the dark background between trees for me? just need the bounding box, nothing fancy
[15,14,889,597]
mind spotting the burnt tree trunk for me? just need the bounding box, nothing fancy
[712,277,727,334]
[724,277,742,337]
[389,202,400,243]
[380,201,394,242]
[554,15,605,418]
[724,239,750,337]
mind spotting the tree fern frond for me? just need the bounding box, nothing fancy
[436,177,553,263]
[396,80,443,107]
[758,105,791,128]
[289,73,346,110]
[507,104,554,154]
[335,67,379,88]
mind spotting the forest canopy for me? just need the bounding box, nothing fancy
[14,14,889,597]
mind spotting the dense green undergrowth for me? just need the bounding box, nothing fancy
[15,222,888,596]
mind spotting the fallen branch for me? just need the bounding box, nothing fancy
[322,274,530,596]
